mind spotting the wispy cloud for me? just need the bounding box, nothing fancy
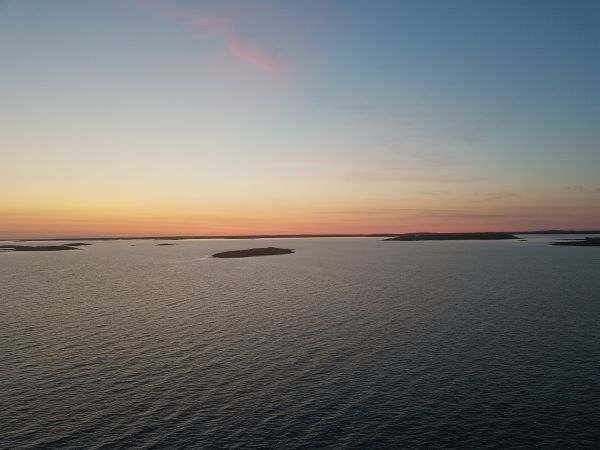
[417,190,449,196]
[345,171,478,184]
[315,207,569,221]
[566,186,600,194]
[228,40,281,74]
[318,208,505,218]
[381,136,464,169]
[133,0,284,75]
[472,192,518,202]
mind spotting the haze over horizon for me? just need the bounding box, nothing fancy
[2,0,600,238]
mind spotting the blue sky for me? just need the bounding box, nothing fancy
[2,0,600,237]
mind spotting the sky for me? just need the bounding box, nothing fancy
[2,0,600,237]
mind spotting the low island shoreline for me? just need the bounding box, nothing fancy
[212,247,295,258]
[0,244,81,252]
[6,229,599,242]
[383,233,519,241]
[551,237,600,247]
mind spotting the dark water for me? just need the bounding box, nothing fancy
[2,237,600,449]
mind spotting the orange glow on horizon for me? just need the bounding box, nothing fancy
[3,198,599,239]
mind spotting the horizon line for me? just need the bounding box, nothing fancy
[3,229,600,241]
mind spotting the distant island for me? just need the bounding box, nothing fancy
[156,243,175,246]
[212,247,295,258]
[7,230,600,242]
[551,237,600,247]
[384,232,519,241]
[0,244,81,252]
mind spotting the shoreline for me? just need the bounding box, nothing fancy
[3,230,600,242]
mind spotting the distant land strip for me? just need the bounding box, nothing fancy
[551,237,600,247]
[7,230,600,242]
[383,232,518,241]
[213,247,295,258]
[0,244,80,252]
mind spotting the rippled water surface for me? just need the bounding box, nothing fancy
[2,237,600,449]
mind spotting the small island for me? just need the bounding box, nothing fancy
[551,237,600,247]
[156,243,175,246]
[212,247,295,258]
[384,232,518,241]
[0,244,80,252]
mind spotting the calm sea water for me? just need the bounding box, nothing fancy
[2,237,600,449]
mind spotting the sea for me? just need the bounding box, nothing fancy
[2,236,600,449]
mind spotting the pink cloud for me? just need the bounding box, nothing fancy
[133,0,284,74]
[345,171,478,184]
[472,191,519,202]
[168,11,231,33]
[132,0,231,32]
[228,40,282,74]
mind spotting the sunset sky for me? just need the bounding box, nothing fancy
[2,0,600,238]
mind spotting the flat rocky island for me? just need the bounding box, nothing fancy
[551,237,600,247]
[0,244,81,252]
[384,232,518,241]
[212,247,295,258]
